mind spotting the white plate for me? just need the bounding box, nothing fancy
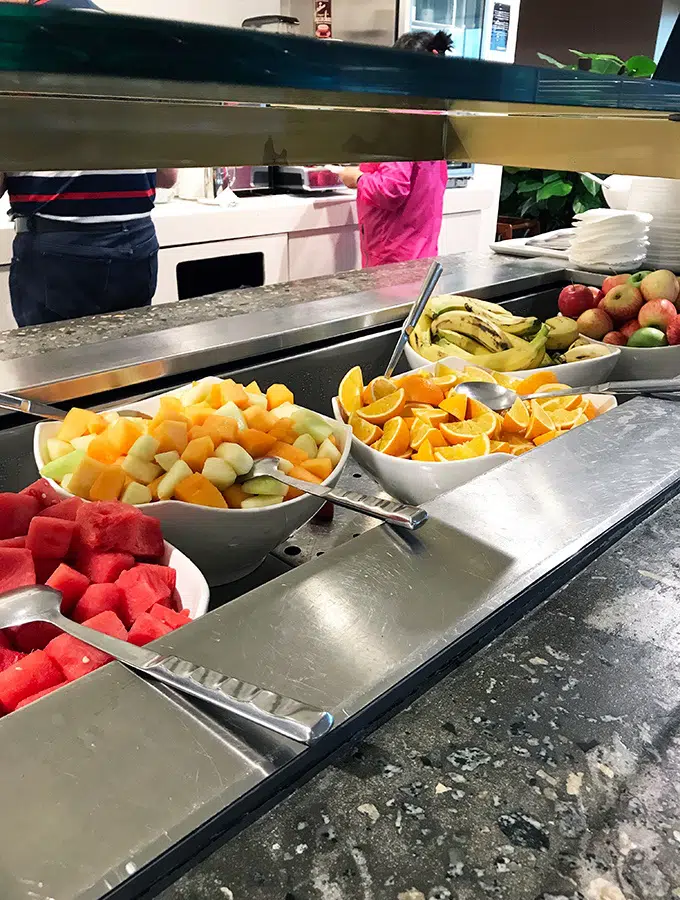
[163,541,210,619]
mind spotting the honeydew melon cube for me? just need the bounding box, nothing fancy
[71,434,96,452]
[293,434,317,459]
[122,455,162,485]
[180,378,214,407]
[46,438,74,461]
[61,473,73,492]
[276,457,293,475]
[241,495,284,509]
[214,401,247,431]
[202,457,237,491]
[269,401,300,421]
[317,437,341,467]
[155,450,180,472]
[291,409,333,445]
[242,476,287,497]
[245,392,268,410]
[157,460,193,501]
[40,449,86,483]
[121,482,153,505]
[129,434,160,462]
[214,442,253,476]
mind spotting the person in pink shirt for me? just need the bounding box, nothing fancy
[340,31,451,269]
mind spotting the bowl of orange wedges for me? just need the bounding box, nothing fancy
[332,360,616,505]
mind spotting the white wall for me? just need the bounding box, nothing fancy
[97,0,280,28]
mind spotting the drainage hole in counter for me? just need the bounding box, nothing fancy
[285,546,302,557]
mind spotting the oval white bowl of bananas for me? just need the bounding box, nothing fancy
[404,295,620,388]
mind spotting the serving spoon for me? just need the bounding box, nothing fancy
[455,377,680,412]
[241,456,428,530]
[0,392,151,421]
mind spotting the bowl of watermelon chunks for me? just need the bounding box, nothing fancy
[0,481,209,716]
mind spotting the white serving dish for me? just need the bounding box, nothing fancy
[34,381,352,586]
[596,342,680,380]
[333,362,617,506]
[404,341,620,389]
[163,541,210,619]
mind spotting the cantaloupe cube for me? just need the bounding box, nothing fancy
[302,457,333,480]
[266,384,294,410]
[87,434,119,465]
[107,417,144,455]
[214,402,246,431]
[189,415,238,447]
[121,455,162,485]
[149,407,190,433]
[174,473,228,508]
[223,484,249,508]
[243,406,276,432]
[268,418,298,444]
[270,440,308,467]
[219,380,249,410]
[160,395,183,414]
[86,416,108,435]
[208,383,224,409]
[157,460,193,501]
[237,429,277,459]
[245,381,262,394]
[147,475,164,500]
[57,408,103,443]
[154,420,188,455]
[68,456,109,499]
[181,436,215,472]
[317,437,342,467]
[183,405,214,427]
[89,465,126,502]
[285,464,323,499]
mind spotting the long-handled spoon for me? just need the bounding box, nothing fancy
[383,260,443,379]
[0,392,151,421]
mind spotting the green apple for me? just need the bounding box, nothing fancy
[626,326,668,348]
[628,271,652,289]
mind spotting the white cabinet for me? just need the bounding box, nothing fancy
[288,226,361,281]
[439,210,483,256]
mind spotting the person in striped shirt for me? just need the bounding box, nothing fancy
[0,0,178,326]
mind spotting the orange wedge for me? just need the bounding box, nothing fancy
[435,433,491,461]
[533,383,583,412]
[581,399,599,420]
[515,370,558,395]
[571,410,589,427]
[377,416,410,456]
[357,388,406,425]
[533,430,560,446]
[363,376,398,405]
[525,401,555,441]
[551,408,585,430]
[440,412,497,445]
[439,392,468,421]
[413,439,436,462]
[338,366,364,416]
[349,412,382,446]
[501,398,529,435]
[399,374,445,406]
[412,407,449,427]
[494,372,522,390]
[467,397,494,420]
[490,439,511,454]
[404,401,434,416]
[410,417,436,450]
[432,374,460,390]
[508,442,534,455]
[457,366,497,385]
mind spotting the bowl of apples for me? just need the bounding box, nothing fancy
[33,378,351,586]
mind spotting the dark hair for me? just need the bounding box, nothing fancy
[393,30,452,54]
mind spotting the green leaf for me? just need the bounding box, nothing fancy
[573,198,586,215]
[519,197,538,218]
[543,172,563,184]
[537,52,567,68]
[568,50,624,63]
[503,166,523,175]
[591,58,626,75]
[499,179,516,201]
[516,180,543,194]
[537,181,572,201]
[580,174,600,196]
[625,55,656,77]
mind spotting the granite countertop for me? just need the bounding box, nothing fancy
[155,494,680,900]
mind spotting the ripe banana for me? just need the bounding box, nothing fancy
[437,329,488,356]
[430,325,550,372]
[431,312,511,353]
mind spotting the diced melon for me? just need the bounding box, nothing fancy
[157,460,193,501]
[129,434,160,462]
[107,417,144,455]
[242,476,287,497]
[61,474,73,492]
[277,457,293,475]
[269,401,300,421]
[181,436,215,472]
[68,456,109,499]
[179,378,214,407]
[46,438,74,461]
[266,384,294,410]
[190,415,239,446]
[153,419,188,455]
[241,495,284,509]
[86,433,119,465]
[121,455,162,485]
[293,434,317,459]
[71,434,96,452]
[56,408,102,443]
[245,381,262,394]
[317,437,342,467]
[174,473,228,508]
[155,451,180,472]
[202,457,237,491]
[40,449,86,484]
[291,409,333,445]
[89,465,126,502]
[214,401,247,431]
[101,411,120,425]
[246,392,268,410]
[214,442,253,476]
[121,482,153,506]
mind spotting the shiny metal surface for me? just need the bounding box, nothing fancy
[0,392,65,420]
[384,260,443,379]
[1,397,680,898]
[0,256,565,403]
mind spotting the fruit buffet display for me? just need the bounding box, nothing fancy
[558,269,680,348]
[337,364,607,462]
[0,488,193,714]
[38,378,342,510]
[408,295,611,368]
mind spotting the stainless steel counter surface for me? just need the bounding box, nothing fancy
[0,395,679,899]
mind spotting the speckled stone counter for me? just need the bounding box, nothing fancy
[155,494,680,900]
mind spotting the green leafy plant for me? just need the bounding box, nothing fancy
[499,170,604,232]
[537,49,656,77]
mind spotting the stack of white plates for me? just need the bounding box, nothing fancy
[568,209,651,271]
[627,177,680,270]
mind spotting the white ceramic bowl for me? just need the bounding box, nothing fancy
[34,383,352,586]
[333,364,617,506]
[163,541,210,619]
[404,342,620,389]
[597,342,680,380]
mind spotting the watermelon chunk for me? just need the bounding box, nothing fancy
[34,557,61,585]
[76,502,164,558]
[16,683,63,710]
[38,496,83,522]
[83,610,128,641]
[0,649,64,712]
[0,632,12,650]
[72,583,124,624]
[135,563,177,593]
[0,494,39,540]
[0,549,36,592]
[0,536,26,549]
[20,478,62,509]
[26,517,76,559]
[76,550,134,584]
[46,564,90,613]
[116,565,173,627]
[0,648,25,672]
[149,603,191,630]
[45,611,127,681]
[7,622,60,653]
[128,612,172,646]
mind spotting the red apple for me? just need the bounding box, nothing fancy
[588,286,605,305]
[667,317,680,345]
[603,331,627,346]
[558,284,597,319]
[601,273,631,295]
[601,284,644,322]
[640,269,680,305]
[620,319,642,340]
[576,308,613,340]
[638,299,677,332]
